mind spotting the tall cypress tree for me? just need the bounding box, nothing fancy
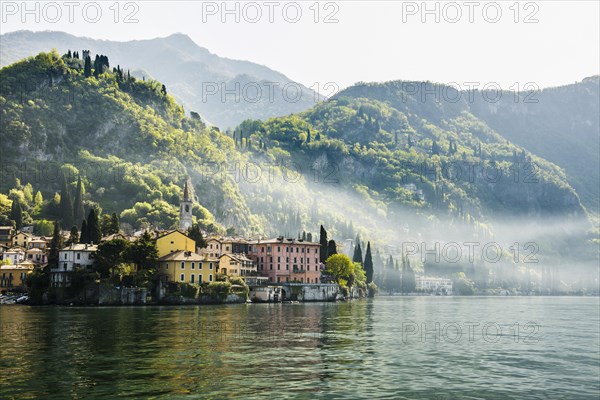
[9,200,23,230]
[59,175,74,229]
[109,212,120,234]
[352,237,363,265]
[84,56,92,77]
[364,241,374,283]
[319,225,328,263]
[80,219,89,244]
[327,240,337,257]
[48,222,63,271]
[87,209,101,244]
[73,175,84,226]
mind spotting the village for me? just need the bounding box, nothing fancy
[0,183,453,305]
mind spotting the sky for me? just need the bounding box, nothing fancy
[1,1,599,90]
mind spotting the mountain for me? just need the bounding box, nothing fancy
[1,51,597,287]
[336,78,600,213]
[0,30,321,128]
[469,77,600,212]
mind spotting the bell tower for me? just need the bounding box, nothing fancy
[179,181,193,231]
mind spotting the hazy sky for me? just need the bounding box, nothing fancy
[1,1,598,90]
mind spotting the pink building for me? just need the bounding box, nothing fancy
[248,237,322,284]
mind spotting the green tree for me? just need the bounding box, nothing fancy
[9,200,23,229]
[47,221,63,271]
[84,55,92,77]
[67,225,79,245]
[187,224,207,249]
[125,231,158,271]
[324,254,354,285]
[73,175,85,226]
[319,225,328,263]
[92,238,129,278]
[59,175,74,228]
[352,237,363,265]
[327,239,337,256]
[80,219,89,244]
[364,241,374,283]
[86,208,102,244]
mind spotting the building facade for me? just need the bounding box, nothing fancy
[415,276,453,295]
[156,230,196,258]
[158,250,217,284]
[248,237,322,284]
[219,253,257,278]
[51,244,98,287]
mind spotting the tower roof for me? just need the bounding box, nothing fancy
[183,181,190,202]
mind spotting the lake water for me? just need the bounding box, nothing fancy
[0,297,599,399]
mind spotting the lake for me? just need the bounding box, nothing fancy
[0,297,598,399]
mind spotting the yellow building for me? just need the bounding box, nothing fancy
[219,253,257,278]
[157,251,218,284]
[0,261,35,293]
[156,230,196,258]
[12,232,32,248]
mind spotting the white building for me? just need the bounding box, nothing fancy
[2,247,26,265]
[51,243,98,287]
[416,276,453,295]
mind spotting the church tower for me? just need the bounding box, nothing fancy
[179,181,193,231]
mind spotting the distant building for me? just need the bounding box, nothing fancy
[179,181,193,231]
[156,230,196,258]
[2,247,25,265]
[199,236,249,258]
[0,262,35,293]
[248,237,321,284]
[157,250,217,284]
[415,276,453,295]
[51,243,98,287]
[12,231,33,248]
[219,253,256,278]
[25,248,47,267]
[0,226,14,246]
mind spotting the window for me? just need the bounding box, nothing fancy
[271,265,274,270]
[198,275,202,284]
[199,262,203,269]
[261,247,265,252]
[190,274,195,283]
[209,274,213,282]
[277,277,281,283]
[64,253,67,259]
[277,265,280,270]
[267,246,271,252]
[277,246,280,252]
[181,262,185,269]
[296,247,299,253]
[277,256,280,262]
[63,263,67,270]
[180,274,185,282]
[209,262,213,270]
[301,248,304,253]
[77,253,81,260]
[191,262,195,269]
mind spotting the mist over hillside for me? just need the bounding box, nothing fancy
[1,50,598,293]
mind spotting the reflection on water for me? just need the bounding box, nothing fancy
[0,297,598,399]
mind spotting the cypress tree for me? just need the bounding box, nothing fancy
[84,56,92,77]
[68,226,79,245]
[10,200,23,230]
[59,175,74,229]
[352,235,363,264]
[80,219,89,244]
[306,129,311,143]
[364,241,374,283]
[319,225,328,263]
[327,240,337,257]
[109,213,120,234]
[87,209,101,244]
[48,222,63,271]
[307,232,313,242]
[73,175,84,226]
